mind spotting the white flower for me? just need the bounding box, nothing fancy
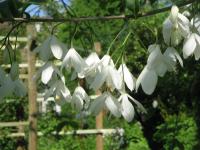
[62,48,87,75]
[183,33,200,60]
[118,93,146,122]
[44,80,71,105]
[85,52,100,66]
[37,62,63,85]
[54,104,62,114]
[84,52,100,78]
[89,92,121,117]
[136,44,183,95]
[163,47,183,70]
[89,55,122,91]
[118,64,136,91]
[163,5,190,46]
[71,86,90,111]
[147,44,168,77]
[136,45,162,95]
[136,66,158,95]
[34,35,65,61]
[71,52,100,81]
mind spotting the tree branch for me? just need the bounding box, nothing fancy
[0,0,197,23]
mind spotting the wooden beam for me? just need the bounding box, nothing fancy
[27,25,37,150]
[94,42,104,150]
[3,128,124,137]
[0,122,29,127]
[0,36,28,42]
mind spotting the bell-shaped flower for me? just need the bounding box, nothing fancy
[163,5,190,46]
[83,52,100,78]
[36,61,63,85]
[136,66,158,95]
[118,64,136,91]
[44,80,71,105]
[163,47,183,71]
[118,92,146,122]
[136,45,162,95]
[89,92,121,117]
[84,54,114,77]
[85,52,100,67]
[183,33,200,60]
[147,44,168,77]
[34,35,65,61]
[61,48,87,75]
[89,55,122,91]
[136,45,183,95]
[71,86,90,111]
[71,52,100,81]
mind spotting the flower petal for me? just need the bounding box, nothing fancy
[155,62,167,77]
[119,64,135,91]
[89,94,106,116]
[41,62,54,84]
[73,86,90,109]
[169,5,179,23]
[50,36,64,59]
[85,52,100,66]
[62,48,87,73]
[90,67,108,91]
[136,66,158,95]
[147,46,162,69]
[57,81,71,102]
[163,18,173,45]
[121,94,135,122]
[127,94,147,113]
[44,82,57,100]
[177,14,190,37]
[183,34,196,59]
[34,36,52,61]
[105,92,121,117]
[107,66,122,90]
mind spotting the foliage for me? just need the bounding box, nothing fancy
[154,113,198,150]
[37,103,150,150]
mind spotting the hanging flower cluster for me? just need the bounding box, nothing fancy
[33,5,200,121]
[34,35,147,122]
[136,5,200,95]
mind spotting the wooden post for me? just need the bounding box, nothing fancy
[94,42,104,150]
[27,25,37,150]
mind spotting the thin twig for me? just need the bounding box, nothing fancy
[0,0,196,23]
[0,21,24,50]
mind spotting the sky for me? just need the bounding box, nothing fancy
[25,0,69,17]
